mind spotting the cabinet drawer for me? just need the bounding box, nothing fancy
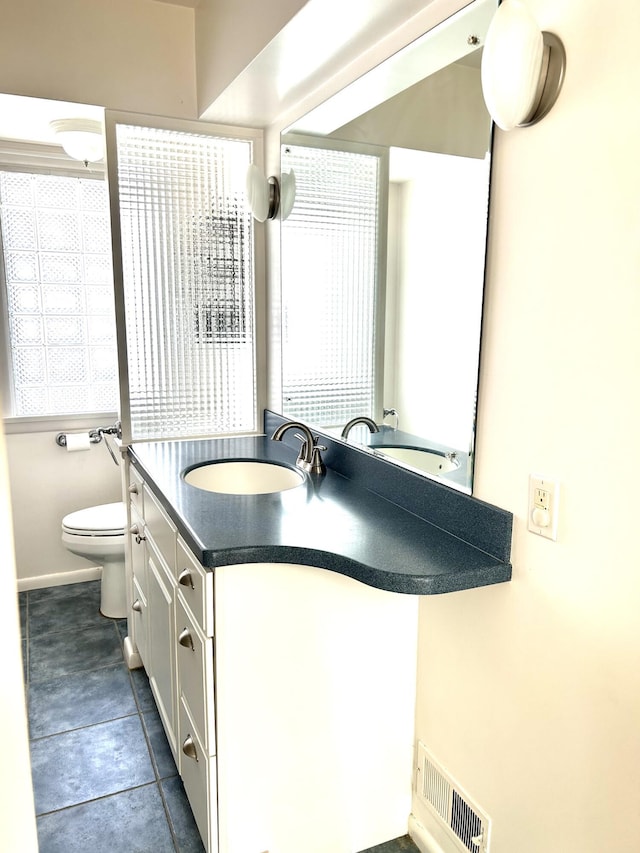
[179,697,217,853]
[176,538,214,637]
[176,594,215,755]
[128,465,144,515]
[143,486,176,576]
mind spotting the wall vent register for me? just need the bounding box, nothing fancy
[416,741,491,853]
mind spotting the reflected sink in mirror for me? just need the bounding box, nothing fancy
[373,446,460,475]
[183,461,305,495]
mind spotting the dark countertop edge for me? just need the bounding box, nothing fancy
[193,544,512,596]
[128,428,513,598]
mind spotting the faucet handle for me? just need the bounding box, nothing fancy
[309,443,327,475]
[293,433,309,465]
[294,433,326,474]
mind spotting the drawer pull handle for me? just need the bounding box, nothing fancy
[128,483,138,495]
[182,734,198,762]
[178,569,195,590]
[178,628,194,651]
[132,599,142,613]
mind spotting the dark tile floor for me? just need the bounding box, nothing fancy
[361,839,420,853]
[21,580,419,853]
[22,580,204,853]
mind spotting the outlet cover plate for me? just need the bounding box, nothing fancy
[528,475,559,540]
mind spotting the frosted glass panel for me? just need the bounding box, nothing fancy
[281,145,380,427]
[0,171,118,416]
[115,124,256,440]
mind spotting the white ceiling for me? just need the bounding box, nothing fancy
[0,94,103,147]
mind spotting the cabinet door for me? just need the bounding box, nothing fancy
[176,594,215,756]
[131,575,148,668]
[125,501,148,669]
[146,548,177,755]
[179,697,217,853]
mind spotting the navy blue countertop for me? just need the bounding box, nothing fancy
[129,416,512,596]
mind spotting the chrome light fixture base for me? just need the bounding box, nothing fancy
[519,31,566,127]
[266,175,280,220]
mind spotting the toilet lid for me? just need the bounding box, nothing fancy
[62,502,126,536]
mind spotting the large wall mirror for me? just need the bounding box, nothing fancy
[279,0,495,493]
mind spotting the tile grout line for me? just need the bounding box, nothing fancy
[28,709,141,744]
[35,779,162,819]
[128,667,182,852]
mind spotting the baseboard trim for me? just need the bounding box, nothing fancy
[409,814,448,853]
[17,566,101,592]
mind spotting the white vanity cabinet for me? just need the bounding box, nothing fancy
[139,484,179,756]
[129,502,149,668]
[127,466,148,669]
[125,462,419,853]
[125,462,217,852]
[175,539,217,852]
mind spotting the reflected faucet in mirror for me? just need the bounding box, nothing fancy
[341,416,379,440]
[382,408,399,430]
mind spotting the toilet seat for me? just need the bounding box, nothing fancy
[62,502,126,537]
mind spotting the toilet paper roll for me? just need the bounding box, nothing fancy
[65,432,91,453]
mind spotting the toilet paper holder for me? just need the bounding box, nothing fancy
[55,421,122,448]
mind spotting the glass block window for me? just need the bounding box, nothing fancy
[115,124,255,440]
[280,144,381,427]
[0,171,118,416]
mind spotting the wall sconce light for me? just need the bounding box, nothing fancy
[246,164,280,222]
[49,118,105,165]
[481,0,566,130]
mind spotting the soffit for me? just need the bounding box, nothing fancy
[200,0,471,128]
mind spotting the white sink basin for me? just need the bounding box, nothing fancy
[183,460,305,495]
[375,446,459,475]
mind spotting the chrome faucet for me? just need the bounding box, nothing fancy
[340,416,380,440]
[271,420,326,475]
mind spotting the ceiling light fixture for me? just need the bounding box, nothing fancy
[49,118,104,165]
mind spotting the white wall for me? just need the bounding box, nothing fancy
[0,413,38,849]
[0,0,197,118]
[195,0,308,116]
[6,428,123,586]
[0,0,198,585]
[413,1,640,851]
[390,152,488,450]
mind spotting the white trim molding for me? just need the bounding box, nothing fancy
[17,566,101,592]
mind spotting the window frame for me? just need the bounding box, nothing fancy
[278,132,389,429]
[104,111,267,446]
[0,140,119,430]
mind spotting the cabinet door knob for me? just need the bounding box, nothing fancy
[178,568,195,589]
[178,628,194,651]
[182,734,198,761]
[128,483,138,495]
[132,599,142,613]
[129,524,145,544]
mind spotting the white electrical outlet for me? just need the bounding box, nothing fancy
[528,475,559,540]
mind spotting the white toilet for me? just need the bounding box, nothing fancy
[61,502,127,619]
